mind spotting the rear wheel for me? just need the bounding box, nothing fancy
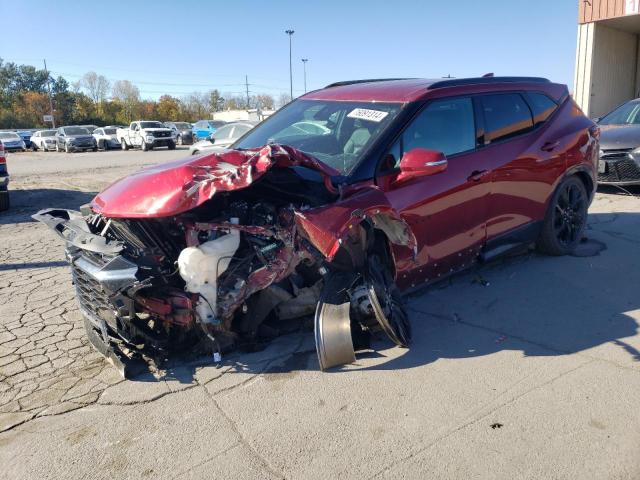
[0,190,9,212]
[537,176,588,255]
[121,139,129,150]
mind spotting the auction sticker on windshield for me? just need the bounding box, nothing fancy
[347,108,389,122]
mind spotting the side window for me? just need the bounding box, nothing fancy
[402,97,476,157]
[481,94,533,143]
[525,92,558,126]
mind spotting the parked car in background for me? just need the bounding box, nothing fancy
[192,119,226,141]
[31,130,58,151]
[79,124,99,133]
[595,98,640,185]
[0,132,26,151]
[93,127,121,150]
[117,121,175,151]
[0,143,8,211]
[34,77,598,375]
[189,121,257,155]
[164,122,194,145]
[17,130,34,149]
[55,126,97,152]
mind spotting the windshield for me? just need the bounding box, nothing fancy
[42,130,57,136]
[0,132,20,140]
[0,132,20,139]
[234,99,402,174]
[174,122,191,129]
[63,127,90,135]
[104,128,116,134]
[140,121,164,129]
[600,101,640,125]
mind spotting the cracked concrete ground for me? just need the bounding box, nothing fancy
[1,149,640,479]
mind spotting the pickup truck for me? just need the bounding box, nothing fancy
[117,121,176,151]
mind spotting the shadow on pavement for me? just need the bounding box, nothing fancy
[0,188,96,225]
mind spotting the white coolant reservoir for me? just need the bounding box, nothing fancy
[178,218,240,324]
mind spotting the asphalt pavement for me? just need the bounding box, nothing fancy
[1,148,639,479]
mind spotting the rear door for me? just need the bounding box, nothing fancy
[478,92,563,242]
[379,96,492,283]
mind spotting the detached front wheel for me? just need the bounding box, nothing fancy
[538,176,588,255]
[366,254,411,347]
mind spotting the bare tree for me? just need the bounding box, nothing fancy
[112,80,140,122]
[81,71,110,104]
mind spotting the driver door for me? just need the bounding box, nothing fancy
[378,96,491,284]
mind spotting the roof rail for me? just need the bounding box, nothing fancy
[429,76,550,90]
[325,78,413,88]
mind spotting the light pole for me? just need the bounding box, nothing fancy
[301,58,308,93]
[285,29,294,101]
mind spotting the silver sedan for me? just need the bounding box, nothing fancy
[189,121,257,155]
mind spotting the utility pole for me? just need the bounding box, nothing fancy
[245,75,250,109]
[285,29,294,100]
[301,58,308,93]
[43,59,56,128]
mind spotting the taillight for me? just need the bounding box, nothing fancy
[0,144,5,164]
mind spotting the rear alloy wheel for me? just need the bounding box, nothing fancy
[366,254,411,347]
[0,190,10,212]
[538,176,588,255]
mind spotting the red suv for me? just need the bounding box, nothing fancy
[35,77,599,375]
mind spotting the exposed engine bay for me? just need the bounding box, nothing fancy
[34,145,415,376]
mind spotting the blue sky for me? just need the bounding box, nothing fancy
[1,0,578,100]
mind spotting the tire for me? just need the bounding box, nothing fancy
[141,140,148,151]
[168,141,176,150]
[537,175,588,255]
[55,143,60,152]
[32,143,38,152]
[0,190,9,212]
[92,146,98,152]
[64,143,70,153]
[177,135,183,146]
[121,139,129,151]
[366,253,411,347]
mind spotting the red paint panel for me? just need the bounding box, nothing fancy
[91,144,339,218]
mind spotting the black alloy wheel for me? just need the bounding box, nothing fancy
[538,176,588,255]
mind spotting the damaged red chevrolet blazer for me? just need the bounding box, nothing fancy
[35,77,599,376]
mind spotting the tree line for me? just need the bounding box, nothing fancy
[0,59,285,129]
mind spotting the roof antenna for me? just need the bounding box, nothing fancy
[482,73,495,78]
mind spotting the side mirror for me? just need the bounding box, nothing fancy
[396,148,447,184]
[208,134,215,144]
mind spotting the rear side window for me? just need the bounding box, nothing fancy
[525,92,558,126]
[402,97,476,156]
[481,94,533,144]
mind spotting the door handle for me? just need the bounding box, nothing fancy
[467,169,489,182]
[541,140,560,152]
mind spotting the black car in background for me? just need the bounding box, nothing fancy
[55,126,97,153]
[164,122,194,145]
[597,99,640,185]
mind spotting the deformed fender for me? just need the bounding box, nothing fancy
[294,186,417,261]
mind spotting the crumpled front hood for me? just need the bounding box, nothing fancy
[91,144,339,218]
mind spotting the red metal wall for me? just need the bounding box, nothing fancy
[579,0,627,24]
